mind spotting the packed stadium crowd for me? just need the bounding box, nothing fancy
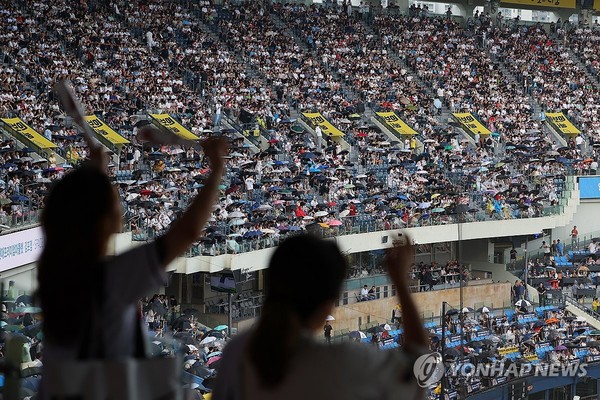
[0,1,591,254]
[2,0,600,399]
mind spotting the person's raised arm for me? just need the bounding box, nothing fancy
[54,80,108,170]
[160,137,229,265]
[385,236,427,348]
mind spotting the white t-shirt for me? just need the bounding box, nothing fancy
[212,331,419,400]
[245,177,255,191]
[42,242,167,365]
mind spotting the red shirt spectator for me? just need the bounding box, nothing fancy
[349,203,357,216]
[295,204,306,218]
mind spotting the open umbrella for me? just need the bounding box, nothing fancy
[326,315,335,321]
[477,306,491,313]
[444,348,461,358]
[199,336,217,345]
[206,356,222,367]
[213,325,228,331]
[515,299,531,307]
[348,331,367,340]
[366,325,385,334]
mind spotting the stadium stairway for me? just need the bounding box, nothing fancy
[369,115,424,151]
[445,177,581,305]
[220,114,261,153]
[542,121,568,148]
[563,296,600,330]
[297,118,353,152]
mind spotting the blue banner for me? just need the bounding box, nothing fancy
[580,177,600,199]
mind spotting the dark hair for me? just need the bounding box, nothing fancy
[37,166,116,346]
[248,235,347,388]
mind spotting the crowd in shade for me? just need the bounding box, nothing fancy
[424,304,600,398]
[0,291,233,399]
[0,0,598,252]
[6,286,600,399]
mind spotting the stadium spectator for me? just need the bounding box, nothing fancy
[213,235,426,399]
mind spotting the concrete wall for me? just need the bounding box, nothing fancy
[329,281,511,333]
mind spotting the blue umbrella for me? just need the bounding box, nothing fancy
[213,325,228,331]
[243,230,262,238]
[148,151,164,159]
[397,194,409,200]
[288,226,302,231]
[207,351,222,359]
[10,195,28,203]
[1,163,16,169]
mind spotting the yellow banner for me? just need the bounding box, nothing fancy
[453,113,491,136]
[302,113,344,137]
[0,117,56,149]
[375,112,417,135]
[546,112,581,137]
[501,0,575,8]
[84,116,130,145]
[149,114,199,140]
[498,346,519,355]
[595,0,600,10]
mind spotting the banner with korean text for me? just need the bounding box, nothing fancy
[375,112,417,135]
[0,118,57,149]
[0,227,44,272]
[501,0,575,8]
[84,115,130,145]
[452,113,491,136]
[546,112,581,137]
[301,113,344,137]
[149,114,199,140]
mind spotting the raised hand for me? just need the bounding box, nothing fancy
[385,234,414,287]
[201,136,229,168]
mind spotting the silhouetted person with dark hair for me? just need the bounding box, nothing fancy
[37,135,228,396]
[213,235,427,400]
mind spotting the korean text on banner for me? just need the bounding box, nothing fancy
[545,112,581,136]
[452,113,491,135]
[302,113,344,137]
[149,114,199,140]
[84,116,130,145]
[375,112,417,135]
[0,118,57,149]
[0,227,44,273]
[501,0,575,8]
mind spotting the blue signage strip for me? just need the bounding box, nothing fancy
[579,177,600,199]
